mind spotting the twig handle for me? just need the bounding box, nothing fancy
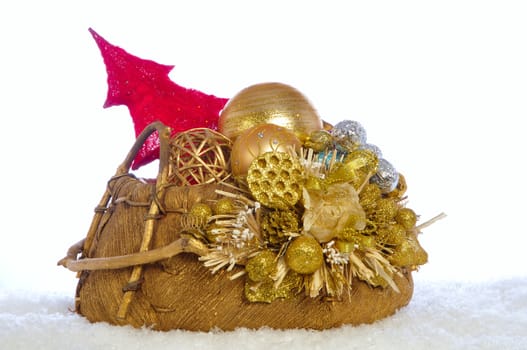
[82,121,172,257]
[57,237,208,272]
[117,121,171,175]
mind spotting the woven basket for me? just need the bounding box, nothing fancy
[58,122,414,331]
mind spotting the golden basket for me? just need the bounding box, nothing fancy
[58,122,415,331]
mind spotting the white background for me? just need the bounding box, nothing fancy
[1,0,526,295]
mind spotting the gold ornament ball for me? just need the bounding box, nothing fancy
[230,123,301,178]
[213,198,235,215]
[377,223,406,246]
[189,203,213,223]
[373,198,399,222]
[285,235,324,275]
[219,82,323,141]
[246,250,277,282]
[359,183,382,210]
[396,208,417,230]
[168,128,232,186]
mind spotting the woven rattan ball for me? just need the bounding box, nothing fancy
[168,128,232,186]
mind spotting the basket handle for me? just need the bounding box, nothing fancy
[57,121,173,269]
[117,121,172,177]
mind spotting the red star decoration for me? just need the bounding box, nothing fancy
[89,28,228,169]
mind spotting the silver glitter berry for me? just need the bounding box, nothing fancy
[358,143,383,158]
[370,158,399,193]
[332,120,367,150]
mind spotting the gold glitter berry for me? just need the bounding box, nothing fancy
[373,198,399,222]
[213,197,235,215]
[245,250,278,282]
[285,235,324,274]
[377,223,406,246]
[189,203,213,225]
[359,183,382,210]
[396,208,417,230]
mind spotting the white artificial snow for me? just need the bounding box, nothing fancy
[1,278,526,350]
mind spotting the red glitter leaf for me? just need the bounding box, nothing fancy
[89,28,228,170]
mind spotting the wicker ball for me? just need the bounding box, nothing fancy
[168,128,232,186]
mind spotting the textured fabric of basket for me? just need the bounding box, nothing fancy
[76,175,414,331]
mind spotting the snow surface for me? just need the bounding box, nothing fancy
[2,278,526,350]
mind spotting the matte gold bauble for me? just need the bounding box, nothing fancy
[219,82,323,141]
[230,123,301,178]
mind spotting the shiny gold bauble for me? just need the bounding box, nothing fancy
[230,123,301,178]
[219,82,323,141]
[285,235,324,275]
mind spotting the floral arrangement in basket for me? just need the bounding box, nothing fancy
[58,29,444,329]
[174,112,444,303]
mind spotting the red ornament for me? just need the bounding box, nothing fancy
[89,28,229,170]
